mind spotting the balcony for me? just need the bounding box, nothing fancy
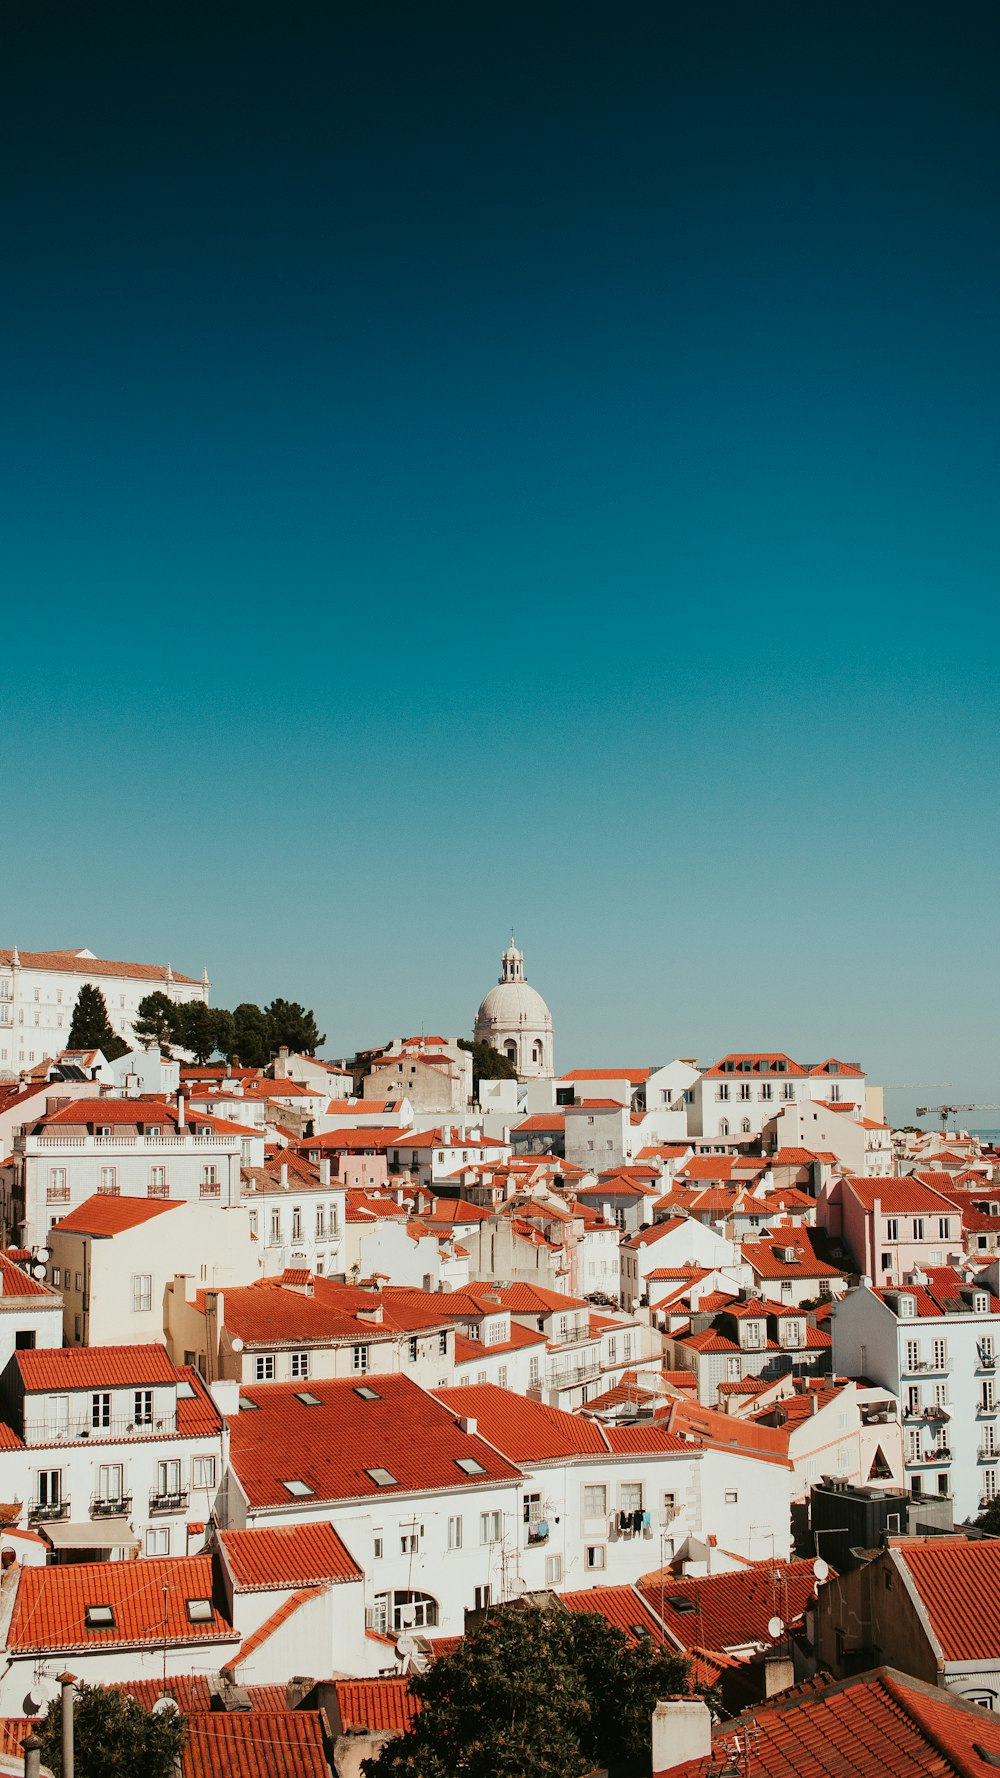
[908,1447,951,1465]
[149,1489,188,1514]
[977,1399,998,1419]
[23,1414,176,1445]
[980,1446,1000,1463]
[199,1183,221,1199]
[90,1493,132,1516]
[901,1357,952,1376]
[45,1187,71,1205]
[548,1361,602,1389]
[147,1182,170,1198]
[29,1500,69,1523]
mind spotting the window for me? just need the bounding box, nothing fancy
[438,1331,448,1356]
[584,1484,607,1519]
[192,1456,216,1490]
[663,1491,677,1520]
[725,1491,738,1505]
[255,1354,276,1382]
[99,1166,117,1195]
[282,1479,314,1498]
[133,1390,153,1427]
[781,1083,794,1100]
[529,1356,540,1387]
[497,1364,508,1388]
[96,1464,123,1503]
[400,1530,420,1555]
[886,1218,898,1241]
[353,1344,370,1373]
[456,1457,486,1475]
[545,1554,563,1585]
[938,1218,950,1240]
[291,1207,302,1238]
[131,1275,152,1314]
[480,1511,502,1544]
[912,1219,925,1240]
[367,1467,398,1488]
[270,1211,280,1243]
[447,1516,463,1550]
[146,1527,170,1556]
[408,1337,419,1364]
[718,1083,730,1102]
[91,1393,111,1430]
[984,1468,998,1504]
[37,1469,61,1508]
[620,1483,642,1515]
[186,1598,214,1624]
[85,1604,115,1629]
[157,1459,182,1497]
[474,1585,491,1612]
[586,1546,606,1570]
[51,1268,61,1287]
[373,1531,384,1559]
[907,1429,923,1462]
[905,1339,920,1371]
[391,1591,438,1630]
[315,1206,326,1238]
[523,1492,542,1527]
[290,1351,310,1379]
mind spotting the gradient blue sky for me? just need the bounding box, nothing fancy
[3,1,998,1122]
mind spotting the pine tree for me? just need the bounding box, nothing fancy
[134,991,179,1051]
[67,983,130,1061]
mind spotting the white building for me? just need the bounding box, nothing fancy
[7,1097,262,1247]
[46,1195,261,1348]
[688,1053,868,1143]
[474,939,554,1079]
[832,1265,1000,1524]
[0,947,209,1080]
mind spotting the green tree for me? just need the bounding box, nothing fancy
[364,1603,691,1778]
[172,1000,221,1064]
[134,991,179,1051]
[67,983,130,1061]
[211,1007,235,1060]
[457,1038,518,1090]
[975,1497,1000,1535]
[265,997,326,1055]
[225,1002,272,1067]
[38,1682,187,1778]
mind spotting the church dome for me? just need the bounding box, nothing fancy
[474,937,554,1078]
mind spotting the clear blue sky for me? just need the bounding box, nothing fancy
[3,1,998,1123]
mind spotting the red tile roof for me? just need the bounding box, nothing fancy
[892,1537,1000,1662]
[7,1556,234,1652]
[228,1374,523,1507]
[659,1667,1000,1778]
[182,1711,330,1778]
[51,1195,183,1236]
[219,1522,362,1590]
[842,1176,958,1213]
[703,1054,807,1078]
[559,1068,652,1082]
[559,1583,674,1645]
[742,1233,845,1280]
[0,1252,59,1299]
[637,1558,823,1653]
[16,1343,180,1392]
[433,1383,609,1459]
[0,948,198,983]
[333,1677,419,1735]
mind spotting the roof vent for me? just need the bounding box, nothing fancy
[458,1416,478,1436]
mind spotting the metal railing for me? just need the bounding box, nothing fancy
[90,1493,132,1516]
[28,1500,70,1522]
[149,1489,188,1514]
[24,1415,177,1445]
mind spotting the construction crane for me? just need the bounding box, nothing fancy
[916,1103,1000,1132]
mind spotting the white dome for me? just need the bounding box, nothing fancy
[476,979,552,1032]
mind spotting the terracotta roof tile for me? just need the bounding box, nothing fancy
[219,1522,362,1590]
[51,1196,184,1236]
[181,1710,330,1778]
[893,1537,1000,1661]
[7,1556,233,1652]
[333,1677,418,1735]
[433,1383,609,1460]
[16,1343,180,1392]
[637,1558,822,1652]
[0,949,199,984]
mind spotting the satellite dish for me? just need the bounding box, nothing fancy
[230,1337,244,1353]
[26,1677,59,1712]
[32,1265,47,1280]
[152,1696,179,1715]
[767,1616,784,1639]
[395,1635,416,1658]
[813,1557,830,1582]
[35,1248,50,1264]
[509,1576,529,1596]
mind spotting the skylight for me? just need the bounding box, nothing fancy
[455,1457,486,1474]
[238,1397,260,1410]
[294,1391,322,1406]
[186,1598,214,1623]
[282,1479,314,1497]
[668,1597,696,1613]
[85,1603,116,1628]
[176,1380,196,1399]
[354,1386,381,1401]
[366,1467,397,1488]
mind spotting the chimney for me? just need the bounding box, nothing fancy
[320,1158,331,1187]
[280,1163,289,1190]
[650,1700,712,1774]
[177,1093,186,1130]
[458,1416,478,1436]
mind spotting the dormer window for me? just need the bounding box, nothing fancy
[146,1126,161,1138]
[898,1294,916,1318]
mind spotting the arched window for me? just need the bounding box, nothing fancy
[531,1041,543,1064]
[741,1118,751,1135]
[390,1590,438,1630]
[504,1040,517,1063]
[719,1119,729,1137]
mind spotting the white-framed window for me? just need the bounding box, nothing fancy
[725,1490,738,1505]
[353,1344,370,1373]
[373,1531,384,1559]
[291,1207,302,1239]
[255,1354,276,1381]
[192,1455,216,1490]
[480,1511,502,1544]
[91,1392,110,1430]
[131,1274,152,1314]
[545,1554,563,1584]
[983,1468,998,1503]
[886,1218,898,1241]
[447,1515,463,1550]
[290,1350,309,1379]
[37,1469,61,1508]
[146,1527,170,1556]
[400,1530,420,1555]
[133,1390,153,1427]
[585,1545,606,1570]
[156,1459,182,1497]
[620,1482,642,1515]
[584,1483,607,1520]
[96,1463,124,1503]
[912,1218,925,1240]
[99,1166,117,1194]
[932,1338,947,1370]
[529,1356,540,1386]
